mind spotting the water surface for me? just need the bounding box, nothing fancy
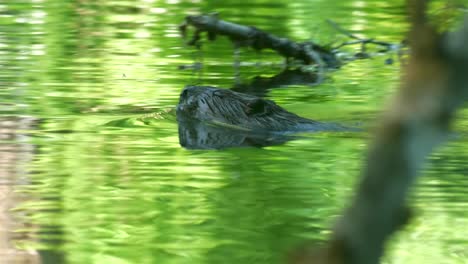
[1,0,467,263]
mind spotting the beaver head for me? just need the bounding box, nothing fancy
[176,85,318,132]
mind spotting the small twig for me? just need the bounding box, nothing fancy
[334,39,398,50]
[327,19,361,40]
[304,44,325,85]
[328,19,401,52]
[233,42,241,85]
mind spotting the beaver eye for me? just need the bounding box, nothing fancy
[245,99,268,116]
[181,89,188,99]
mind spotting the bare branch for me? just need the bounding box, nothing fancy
[180,14,340,68]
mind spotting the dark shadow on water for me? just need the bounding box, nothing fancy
[177,115,296,149]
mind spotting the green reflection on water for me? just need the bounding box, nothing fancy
[2,0,468,263]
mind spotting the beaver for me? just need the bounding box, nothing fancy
[176,85,354,133]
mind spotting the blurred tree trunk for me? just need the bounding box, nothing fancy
[290,0,468,263]
[0,117,40,264]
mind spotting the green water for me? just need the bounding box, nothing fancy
[1,1,468,263]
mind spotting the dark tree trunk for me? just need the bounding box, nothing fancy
[290,0,468,263]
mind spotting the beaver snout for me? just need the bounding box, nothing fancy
[179,86,194,101]
[177,86,195,112]
[177,86,206,113]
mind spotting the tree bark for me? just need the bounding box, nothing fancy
[290,0,468,263]
[180,14,340,68]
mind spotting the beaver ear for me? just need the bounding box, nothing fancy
[245,99,268,116]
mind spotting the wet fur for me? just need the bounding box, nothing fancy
[177,86,321,132]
